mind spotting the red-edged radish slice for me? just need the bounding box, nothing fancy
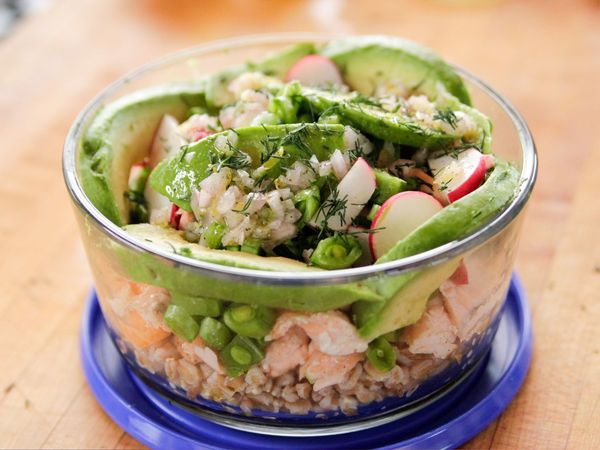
[428,148,488,204]
[169,204,182,229]
[313,157,376,232]
[369,191,443,260]
[178,211,195,230]
[285,55,343,87]
[148,114,186,168]
[449,260,469,285]
[348,225,374,267]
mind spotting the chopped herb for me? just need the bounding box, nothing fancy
[433,108,458,130]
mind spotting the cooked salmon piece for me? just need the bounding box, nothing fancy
[262,326,309,377]
[299,343,363,391]
[176,337,224,374]
[404,295,457,359]
[267,310,368,355]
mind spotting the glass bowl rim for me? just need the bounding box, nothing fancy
[63,32,538,286]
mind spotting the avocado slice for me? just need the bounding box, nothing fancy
[320,36,471,105]
[118,223,382,311]
[302,89,455,149]
[353,258,460,340]
[80,84,205,225]
[149,123,346,211]
[205,42,315,107]
[354,159,519,339]
[301,87,491,151]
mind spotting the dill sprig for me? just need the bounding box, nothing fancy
[433,108,459,130]
[209,140,252,171]
[315,183,348,239]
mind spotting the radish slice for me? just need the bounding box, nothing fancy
[313,157,376,232]
[348,225,374,266]
[169,204,182,229]
[148,115,186,168]
[428,148,488,203]
[285,55,343,87]
[145,115,186,220]
[369,191,443,260]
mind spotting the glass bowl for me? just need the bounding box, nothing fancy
[63,33,537,434]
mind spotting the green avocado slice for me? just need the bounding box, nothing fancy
[302,89,455,149]
[118,223,383,311]
[204,42,316,108]
[354,159,520,339]
[353,258,460,341]
[149,123,346,211]
[79,84,206,225]
[320,36,471,105]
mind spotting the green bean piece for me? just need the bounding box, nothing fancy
[170,292,224,317]
[374,169,408,204]
[240,239,262,255]
[164,304,200,342]
[366,337,396,372]
[293,186,321,223]
[225,245,241,252]
[221,336,264,377]
[367,204,381,221]
[204,222,226,249]
[223,304,276,338]
[310,234,362,269]
[199,317,233,350]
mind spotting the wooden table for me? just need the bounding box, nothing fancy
[1,0,599,448]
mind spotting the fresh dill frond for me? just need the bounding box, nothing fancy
[433,108,459,130]
[315,183,348,239]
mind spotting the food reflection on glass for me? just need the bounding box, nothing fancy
[71,36,531,418]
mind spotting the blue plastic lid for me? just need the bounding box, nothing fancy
[80,275,532,450]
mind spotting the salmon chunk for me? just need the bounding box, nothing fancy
[404,295,457,359]
[262,326,309,377]
[300,343,363,391]
[267,310,368,355]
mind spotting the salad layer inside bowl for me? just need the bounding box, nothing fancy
[67,35,534,421]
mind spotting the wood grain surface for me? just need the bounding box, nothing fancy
[0,0,599,448]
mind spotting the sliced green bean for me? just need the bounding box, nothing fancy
[310,233,362,269]
[221,336,264,377]
[293,185,321,224]
[223,304,276,338]
[374,169,408,204]
[204,222,226,249]
[199,317,233,350]
[164,304,200,342]
[366,337,396,372]
[367,204,381,221]
[240,239,262,255]
[170,292,223,317]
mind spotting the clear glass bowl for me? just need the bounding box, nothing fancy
[63,33,537,433]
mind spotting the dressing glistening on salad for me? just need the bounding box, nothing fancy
[80,36,520,415]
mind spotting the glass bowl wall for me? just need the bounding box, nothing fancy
[63,34,537,429]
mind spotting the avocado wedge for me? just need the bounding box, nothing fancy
[353,258,460,341]
[118,223,383,311]
[354,159,519,339]
[302,89,455,149]
[204,42,315,107]
[149,123,346,210]
[320,36,471,105]
[80,85,205,225]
